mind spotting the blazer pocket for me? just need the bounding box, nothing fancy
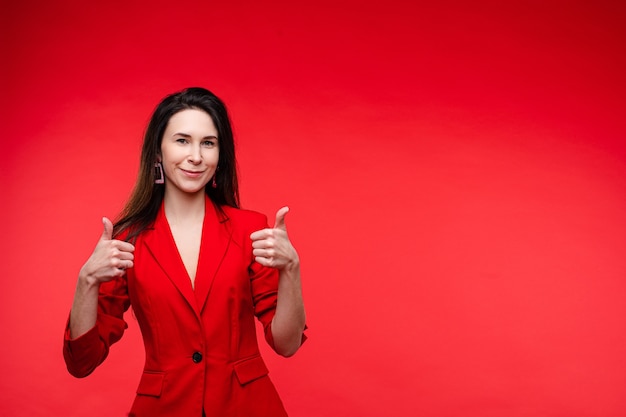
[233,355,269,385]
[136,371,165,397]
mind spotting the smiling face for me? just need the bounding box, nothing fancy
[159,108,219,199]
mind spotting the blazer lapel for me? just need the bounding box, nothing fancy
[194,196,232,314]
[143,203,199,316]
[141,196,232,317]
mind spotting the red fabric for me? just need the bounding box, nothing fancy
[63,196,306,417]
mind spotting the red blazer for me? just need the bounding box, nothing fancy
[64,196,305,417]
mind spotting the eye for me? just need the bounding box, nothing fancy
[176,138,188,144]
[202,140,217,147]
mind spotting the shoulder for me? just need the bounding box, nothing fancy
[113,226,132,242]
[220,206,269,249]
[222,206,269,229]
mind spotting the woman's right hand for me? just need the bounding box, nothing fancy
[79,217,135,285]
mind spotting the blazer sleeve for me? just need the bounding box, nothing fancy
[62,275,130,378]
[247,213,307,352]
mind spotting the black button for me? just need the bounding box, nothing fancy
[192,352,203,363]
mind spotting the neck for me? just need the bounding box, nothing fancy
[163,188,206,225]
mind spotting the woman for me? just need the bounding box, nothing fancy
[63,87,307,417]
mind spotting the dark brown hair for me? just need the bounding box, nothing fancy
[113,87,239,240]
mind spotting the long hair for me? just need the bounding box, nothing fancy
[113,87,239,241]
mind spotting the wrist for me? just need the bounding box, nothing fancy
[281,257,300,276]
[77,269,101,289]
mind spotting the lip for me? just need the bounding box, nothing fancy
[180,169,205,178]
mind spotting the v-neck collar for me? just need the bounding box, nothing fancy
[143,195,233,317]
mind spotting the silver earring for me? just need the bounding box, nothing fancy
[154,162,165,184]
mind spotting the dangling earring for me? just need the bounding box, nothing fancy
[211,173,217,188]
[154,162,165,184]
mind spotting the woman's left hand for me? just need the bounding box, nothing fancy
[251,207,300,270]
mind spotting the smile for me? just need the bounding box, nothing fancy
[180,169,205,178]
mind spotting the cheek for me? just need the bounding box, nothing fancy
[206,149,220,166]
[162,147,183,164]
[160,152,180,177]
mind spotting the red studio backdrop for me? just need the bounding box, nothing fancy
[1,1,625,416]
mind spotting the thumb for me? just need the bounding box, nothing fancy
[101,217,114,241]
[273,206,289,230]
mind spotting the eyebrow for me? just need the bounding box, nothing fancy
[173,133,218,140]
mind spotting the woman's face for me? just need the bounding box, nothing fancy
[159,108,219,197]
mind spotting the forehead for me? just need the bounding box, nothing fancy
[165,109,217,136]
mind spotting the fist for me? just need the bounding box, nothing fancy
[250,207,299,270]
[79,217,135,284]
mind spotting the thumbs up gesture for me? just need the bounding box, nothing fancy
[250,207,300,270]
[79,217,136,284]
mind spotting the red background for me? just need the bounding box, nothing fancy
[1,1,625,416]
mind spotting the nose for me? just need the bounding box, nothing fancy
[188,144,202,164]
